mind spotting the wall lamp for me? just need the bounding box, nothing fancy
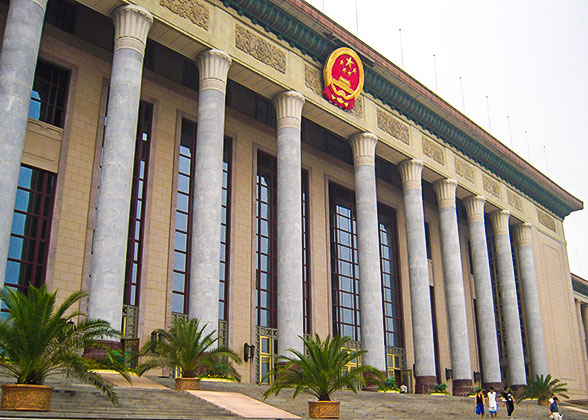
[445,368,453,381]
[473,371,481,383]
[243,343,256,362]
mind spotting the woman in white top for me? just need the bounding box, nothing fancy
[487,387,498,418]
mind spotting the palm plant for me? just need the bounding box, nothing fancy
[516,374,569,404]
[136,318,241,380]
[263,334,384,401]
[0,285,128,405]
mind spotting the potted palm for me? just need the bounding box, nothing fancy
[516,374,569,406]
[263,334,384,419]
[136,318,241,390]
[0,285,129,411]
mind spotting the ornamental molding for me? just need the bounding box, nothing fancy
[537,208,556,232]
[160,0,209,30]
[422,135,445,166]
[398,159,423,190]
[507,190,523,212]
[350,96,364,118]
[482,175,501,199]
[455,156,475,184]
[377,108,410,145]
[490,210,510,236]
[304,64,322,95]
[350,132,377,167]
[235,25,286,74]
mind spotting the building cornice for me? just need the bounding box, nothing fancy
[222,0,582,219]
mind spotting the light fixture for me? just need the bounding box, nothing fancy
[243,343,255,362]
[473,371,481,383]
[445,368,453,381]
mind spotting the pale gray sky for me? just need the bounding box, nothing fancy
[305,0,588,279]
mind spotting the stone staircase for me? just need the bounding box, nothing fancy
[0,375,586,420]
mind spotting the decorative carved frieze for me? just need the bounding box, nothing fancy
[350,96,364,118]
[537,209,556,232]
[482,175,501,198]
[455,156,475,183]
[507,190,523,211]
[235,25,286,74]
[422,136,445,165]
[160,0,209,30]
[304,64,322,95]
[377,108,410,144]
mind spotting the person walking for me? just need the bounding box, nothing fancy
[548,396,562,420]
[475,388,486,419]
[487,386,498,418]
[501,385,515,418]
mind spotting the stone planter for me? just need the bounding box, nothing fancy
[308,400,340,419]
[1,384,53,411]
[175,377,200,391]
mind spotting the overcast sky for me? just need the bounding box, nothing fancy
[305,0,588,279]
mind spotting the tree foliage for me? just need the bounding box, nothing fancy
[136,318,241,380]
[263,334,384,401]
[0,285,127,404]
[516,374,569,403]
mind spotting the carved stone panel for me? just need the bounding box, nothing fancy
[377,108,410,144]
[455,156,475,183]
[507,190,523,211]
[235,25,286,74]
[422,135,445,165]
[537,209,556,232]
[482,175,501,198]
[350,96,364,118]
[160,0,209,30]
[304,64,322,95]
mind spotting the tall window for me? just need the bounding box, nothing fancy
[255,152,310,329]
[5,166,56,297]
[171,119,232,317]
[329,183,361,341]
[123,102,153,308]
[29,60,70,128]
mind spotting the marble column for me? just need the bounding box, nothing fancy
[433,179,472,395]
[0,0,48,294]
[512,223,547,378]
[273,90,305,356]
[489,210,527,387]
[349,132,386,371]
[189,49,232,337]
[88,5,153,332]
[463,196,502,388]
[398,159,436,393]
[576,301,588,386]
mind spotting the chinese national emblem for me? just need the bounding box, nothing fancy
[323,47,364,111]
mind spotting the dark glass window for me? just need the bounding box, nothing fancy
[45,0,76,34]
[5,166,56,298]
[425,222,432,260]
[29,60,70,128]
[329,183,361,341]
[123,102,153,307]
[172,120,232,316]
[255,152,310,330]
[255,97,277,128]
[379,205,403,349]
[225,80,277,128]
[324,131,353,165]
[256,152,278,328]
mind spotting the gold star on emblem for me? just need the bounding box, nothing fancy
[340,59,344,66]
[345,57,354,67]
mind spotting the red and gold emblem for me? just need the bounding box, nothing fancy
[323,47,364,111]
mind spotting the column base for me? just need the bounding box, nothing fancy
[452,379,473,396]
[482,382,503,392]
[83,340,121,360]
[414,375,437,394]
[510,384,526,397]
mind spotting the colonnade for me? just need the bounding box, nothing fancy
[0,1,548,394]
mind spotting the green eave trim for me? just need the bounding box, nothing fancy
[573,279,588,299]
[223,0,576,218]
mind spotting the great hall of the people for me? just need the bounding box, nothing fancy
[0,0,586,397]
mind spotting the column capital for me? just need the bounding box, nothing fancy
[398,159,424,190]
[196,49,232,92]
[489,209,511,236]
[463,195,486,223]
[112,4,153,54]
[433,178,457,208]
[349,132,378,167]
[273,90,305,130]
[513,222,532,246]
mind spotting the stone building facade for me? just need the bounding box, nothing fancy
[0,0,585,397]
